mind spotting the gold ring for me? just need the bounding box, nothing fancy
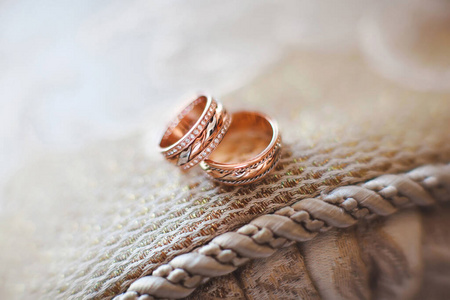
[159,95,232,170]
[200,111,282,185]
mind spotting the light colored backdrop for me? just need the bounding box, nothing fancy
[0,0,449,206]
[0,1,450,299]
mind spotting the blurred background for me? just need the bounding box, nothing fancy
[1,1,450,299]
[1,0,450,206]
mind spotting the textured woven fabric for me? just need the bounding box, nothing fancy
[113,163,450,299]
[187,205,450,300]
[0,52,449,299]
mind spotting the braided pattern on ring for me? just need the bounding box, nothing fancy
[162,96,215,158]
[179,105,231,170]
[113,163,450,300]
[202,137,282,185]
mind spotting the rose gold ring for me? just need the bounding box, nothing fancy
[200,111,282,185]
[159,95,232,170]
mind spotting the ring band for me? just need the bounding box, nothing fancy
[200,111,282,185]
[159,95,232,170]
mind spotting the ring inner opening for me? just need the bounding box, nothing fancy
[160,96,207,148]
[209,112,273,164]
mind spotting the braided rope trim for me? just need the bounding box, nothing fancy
[113,163,450,300]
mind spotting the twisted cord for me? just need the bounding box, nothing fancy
[113,163,450,300]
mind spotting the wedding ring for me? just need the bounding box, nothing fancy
[200,111,282,185]
[159,95,231,170]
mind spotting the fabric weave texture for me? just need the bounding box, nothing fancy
[0,52,449,299]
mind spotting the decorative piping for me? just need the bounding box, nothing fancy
[113,163,450,300]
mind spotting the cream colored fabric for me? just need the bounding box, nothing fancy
[0,52,449,300]
[114,164,450,299]
[188,205,450,300]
